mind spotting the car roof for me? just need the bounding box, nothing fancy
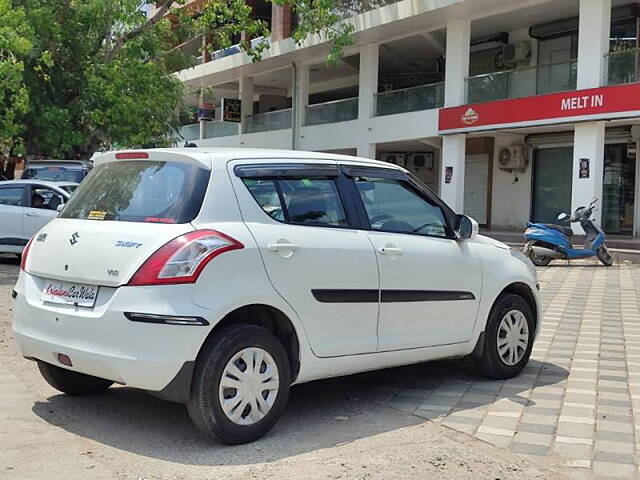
[0,179,74,191]
[94,147,404,171]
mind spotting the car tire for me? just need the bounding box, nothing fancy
[187,324,291,444]
[37,361,113,395]
[480,294,535,380]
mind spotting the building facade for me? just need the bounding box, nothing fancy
[175,0,640,236]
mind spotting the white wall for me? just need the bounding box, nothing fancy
[490,134,532,230]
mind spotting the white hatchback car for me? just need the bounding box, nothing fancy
[13,148,539,444]
[0,180,73,254]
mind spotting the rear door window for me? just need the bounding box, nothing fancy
[0,187,24,206]
[59,160,210,223]
[242,177,348,227]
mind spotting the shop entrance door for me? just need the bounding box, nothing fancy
[602,143,636,235]
[532,147,573,223]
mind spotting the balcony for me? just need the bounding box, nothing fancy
[466,61,577,104]
[243,109,292,134]
[178,123,200,141]
[304,97,358,126]
[374,82,445,116]
[204,121,238,138]
[607,48,639,85]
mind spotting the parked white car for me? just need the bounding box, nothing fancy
[12,148,539,444]
[0,180,74,254]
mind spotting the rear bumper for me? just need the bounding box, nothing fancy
[12,271,211,391]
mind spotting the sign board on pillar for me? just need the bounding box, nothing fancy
[579,158,590,179]
[197,103,215,121]
[438,83,640,134]
[222,98,241,123]
[445,166,453,184]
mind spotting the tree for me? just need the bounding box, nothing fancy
[0,0,32,157]
[9,0,354,159]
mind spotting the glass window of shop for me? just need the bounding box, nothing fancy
[603,143,636,235]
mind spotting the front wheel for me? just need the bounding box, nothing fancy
[187,324,291,444]
[597,243,614,266]
[480,294,535,379]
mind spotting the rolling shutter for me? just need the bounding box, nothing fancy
[464,154,489,225]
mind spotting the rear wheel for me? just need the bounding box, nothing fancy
[187,324,291,444]
[597,244,613,266]
[480,294,535,379]
[37,361,113,396]
[528,248,552,266]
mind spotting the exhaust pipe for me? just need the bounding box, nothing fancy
[530,246,564,259]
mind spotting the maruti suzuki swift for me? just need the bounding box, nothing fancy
[12,148,540,444]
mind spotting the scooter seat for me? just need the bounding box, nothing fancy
[542,223,573,238]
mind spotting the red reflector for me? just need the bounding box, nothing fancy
[57,353,73,367]
[115,152,149,159]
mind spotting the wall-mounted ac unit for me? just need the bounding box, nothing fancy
[504,41,532,66]
[407,152,434,170]
[380,153,405,167]
[498,145,528,172]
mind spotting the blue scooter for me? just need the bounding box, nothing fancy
[523,198,613,267]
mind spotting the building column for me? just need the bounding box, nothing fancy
[292,63,309,149]
[239,75,253,135]
[576,0,611,89]
[440,135,466,212]
[271,4,292,42]
[571,122,605,232]
[569,0,610,231]
[440,18,470,212]
[356,43,379,158]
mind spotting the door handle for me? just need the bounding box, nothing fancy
[25,212,40,217]
[267,243,300,252]
[378,247,403,256]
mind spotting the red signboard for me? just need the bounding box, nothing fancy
[438,83,640,133]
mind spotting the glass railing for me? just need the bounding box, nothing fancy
[178,123,200,141]
[204,121,238,138]
[374,82,445,116]
[304,97,358,126]
[466,61,577,104]
[243,109,292,134]
[607,48,639,85]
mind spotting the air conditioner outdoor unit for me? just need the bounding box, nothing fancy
[381,153,405,167]
[498,145,528,172]
[407,152,434,170]
[504,41,532,66]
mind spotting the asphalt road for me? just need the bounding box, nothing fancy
[0,254,566,480]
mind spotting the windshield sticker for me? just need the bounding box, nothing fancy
[302,179,312,186]
[88,210,107,220]
[144,217,177,224]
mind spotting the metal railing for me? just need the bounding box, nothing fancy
[606,48,639,85]
[466,60,577,104]
[374,82,445,116]
[204,121,239,138]
[304,97,359,126]
[243,109,292,134]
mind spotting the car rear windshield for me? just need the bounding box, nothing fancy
[59,160,210,223]
[22,166,87,183]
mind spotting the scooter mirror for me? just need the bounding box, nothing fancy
[557,213,568,221]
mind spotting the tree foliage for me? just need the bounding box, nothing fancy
[3,0,354,159]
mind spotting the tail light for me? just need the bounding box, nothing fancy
[128,230,243,286]
[20,237,34,271]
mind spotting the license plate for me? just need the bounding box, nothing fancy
[41,280,99,308]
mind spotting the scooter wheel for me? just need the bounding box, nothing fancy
[528,250,552,266]
[597,244,614,266]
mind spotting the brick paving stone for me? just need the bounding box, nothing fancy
[382,262,640,477]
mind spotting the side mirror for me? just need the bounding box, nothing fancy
[557,212,568,221]
[56,203,65,213]
[456,214,479,240]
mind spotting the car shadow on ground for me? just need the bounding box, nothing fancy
[31,358,567,466]
[0,254,20,287]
